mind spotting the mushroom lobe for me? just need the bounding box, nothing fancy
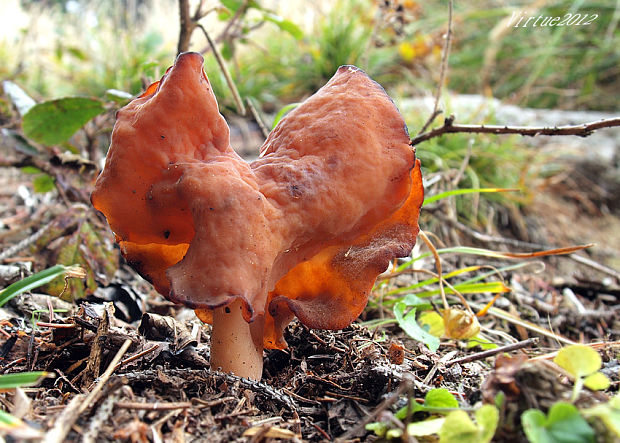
[91,53,424,350]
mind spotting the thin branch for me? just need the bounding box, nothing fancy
[177,0,195,54]
[419,230,448,310]
[417,0,453,135]
[445,338,538,367]
[218,0,250,44]
[115,401,193,411]
[246,97,270,139]
[411,116,620,146]
[192,0,207,21]
[196,24,246,115]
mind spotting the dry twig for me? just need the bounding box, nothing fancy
[411,116,620,146]
[42,339,132,443]
[196,24,246,115]
[445,337,538,367]
[418,0,453,135]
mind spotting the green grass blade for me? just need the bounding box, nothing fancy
[0,409,23,427]
[396,245,575,273]
[0,265,76,307]
[271,103,300,129]
[459,261,544,286]
[414,281,511,298]
[0,371,51,389]
[384,266,482,296]
[423,188,519,206]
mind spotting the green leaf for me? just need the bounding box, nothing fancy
[395,389,458,420]
[582,396,620,437]
[399,293,433,309]
[217,9,233,21]
[365,421,389,437]
[418,311,444,337]
[394,302,440,352]
[0,265,82,307]
[22,97,105,145]
[32,173,55,193]
[554,345,602,378]
[395,399,423,420]
[262,12,303,39]
[425,388,459,409]
[467,335,498,350]
[21,167,56,193]
[0,128,41,156]
[476,405,499,442]
[406,417,445,436]
[21,166,41,175]
[221,41,233,61]
[439,405,498,443]
[439,410,479,442]
[583,372,610,391]
[370,390,459,439]
[0,371,50,389]
[65,46,89,61]
[522,403,595,443]
[220,0,244,12]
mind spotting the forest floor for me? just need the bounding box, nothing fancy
[0,123,618,442]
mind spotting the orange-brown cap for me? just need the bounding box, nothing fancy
[92,53,423,350]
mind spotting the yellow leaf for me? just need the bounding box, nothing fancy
[443,309,480,340]
[418,311,445,337]
[398,42,416,62]
[242,426,297,439]
[584,372,611,391]
[554,345,602,378]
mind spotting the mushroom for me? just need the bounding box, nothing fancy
[91,52,424,380]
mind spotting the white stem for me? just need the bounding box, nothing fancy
[210,299,264,380]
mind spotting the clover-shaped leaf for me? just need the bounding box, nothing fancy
[424,388,460,409]
[554,345,601,378]
[582,395,620,438]
[522,402,595,443]
[553,345,610,400]
[395,388,459,420]
[583,372,611,391]
[438,405,498,443]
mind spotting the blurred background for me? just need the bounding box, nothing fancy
[1,0,617,110]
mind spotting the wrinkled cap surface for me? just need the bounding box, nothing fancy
[92,52,424,349]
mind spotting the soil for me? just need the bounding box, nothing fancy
[0,134,618,442]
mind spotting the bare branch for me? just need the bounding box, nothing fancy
[418,0,453,135]
[445,338,538,367]
[411,116,620,146]
[196,24,246,116]
[245,98,270,139]
[177,0,196,54]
